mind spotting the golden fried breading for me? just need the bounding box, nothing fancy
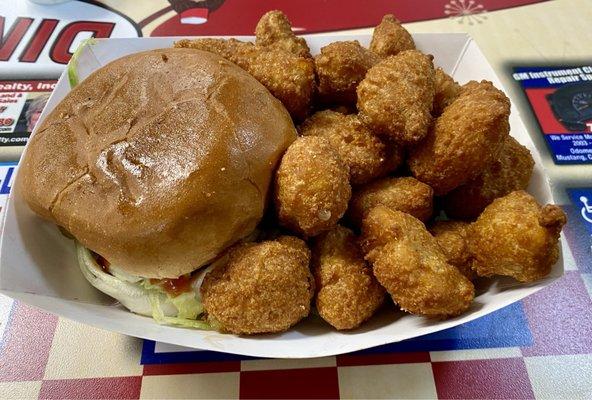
[238,46,315,121]
[300,110,402,185]
[359,205,410,254]
[201,236,314,334]
[369,14,415,58]
[312,225,385,330]
[255,10,311,58]
[275,136,351,237]
[315,41,380,105]
[442,136,535,220]
[433,67,461,116]
[330,104,357,115]
[361,206,474,317]
[430,220,475,280]
[408,80,511,195]
[357,50,435,144]
[348,177,433,227]
[175,38,315,121]
[174,38,245,61]
[469,190,566,283]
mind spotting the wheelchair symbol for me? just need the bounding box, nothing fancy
[581,196,592,224]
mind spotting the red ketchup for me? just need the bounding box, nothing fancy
[150,275,195,296]
[91,252,110,273]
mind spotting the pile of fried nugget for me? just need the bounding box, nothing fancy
[178,11,568,335]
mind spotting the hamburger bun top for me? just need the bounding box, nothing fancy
[19,48,297,279]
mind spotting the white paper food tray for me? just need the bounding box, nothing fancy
[0,34,564,358]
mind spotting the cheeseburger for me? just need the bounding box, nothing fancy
[19,48,296,328]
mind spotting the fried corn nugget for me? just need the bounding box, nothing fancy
[369,15,415,58]
[408,80,511,195]
[175,38,315,121]
[430,220,475,280]
[315,41,380,106]
[442,136,535,219]
[348,177,433,227]
[175,38,245,61]
[361,206,474,317]
[330,104,357,115]
[433,67,461,116]
[312,225,385,330]
[275,136,351,237]
[238,46,315,121]
[469,191,566,283]
[357,50,435,144]
[201,236,314,334]
[300,110,402,185]
[255,10,311,58]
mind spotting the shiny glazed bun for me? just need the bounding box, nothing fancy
[19,48,297,279]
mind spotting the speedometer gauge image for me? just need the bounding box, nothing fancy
[547,82,592,131]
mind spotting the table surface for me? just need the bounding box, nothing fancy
[1,0,592,398]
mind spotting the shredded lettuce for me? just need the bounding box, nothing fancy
[171,291,203,319]
[149,292,211,330]
[77,242,210,329]
[110,265,143,283]
[139,279,162,292]
[68,38,98,88]
[77,242,160,317]
[140,278,206,324]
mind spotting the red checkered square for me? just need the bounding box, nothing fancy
[432,358,534,399]
[143,361,240,375]
[39,377,142,399]
[0,302,58,382]
[240,367,339,399]
[522,272,592,356]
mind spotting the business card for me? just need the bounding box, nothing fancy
[0,80,56,147]
[512,66,592,164]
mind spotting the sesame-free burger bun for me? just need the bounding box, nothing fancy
[19,48,297,278]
